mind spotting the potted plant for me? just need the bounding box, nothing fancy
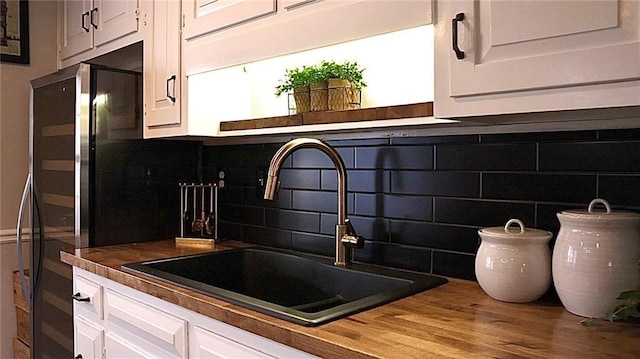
[274,65,316,113]
[319,60,366,111]
[275,60,366,113]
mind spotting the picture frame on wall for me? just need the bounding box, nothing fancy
[1,0,29,65]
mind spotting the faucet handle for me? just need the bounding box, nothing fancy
[342,218,364,249]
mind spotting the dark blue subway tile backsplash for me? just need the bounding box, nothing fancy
[355,146,434,169]
[321,169,390,193]
[291,231,334,256]
[436,143,537,171]
[391,171,480,197]
[204,128,640,280]
[480,130,598,143]
[243,225,292,249]
[354,193,432,221]
[434,198,535,228]
[598,175,640,207]
[290,147,355,168]
[481,173,596,203]
[539,141,640,172]
[265,208,319,232]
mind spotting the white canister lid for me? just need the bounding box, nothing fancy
[478,219,552,239]
[559,199,640,220]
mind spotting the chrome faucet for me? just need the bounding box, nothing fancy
[264,138,364,266]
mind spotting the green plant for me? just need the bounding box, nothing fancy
[581,260,640,325]
[274,65,318,96]
[275,60,366,96]
[318,60,366,89]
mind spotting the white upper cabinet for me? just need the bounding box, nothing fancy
[144,0,432,138]
[59,0,142,64]
[183,0,433,76]
[434,0,640,118]
[59,0,94,59]
[183,0,277,41]
[143,0,182,132]
[93,0,140,46]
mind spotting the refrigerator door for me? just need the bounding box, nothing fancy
[29,64,89,358]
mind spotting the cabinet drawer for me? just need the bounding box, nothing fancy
[192,325,275,358]
[73,274,103,319]
[105,332,152,358]
[106,289,187,358]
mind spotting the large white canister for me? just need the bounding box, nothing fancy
[553,199,640,318]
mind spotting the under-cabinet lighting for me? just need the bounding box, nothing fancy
[189,25,435,127]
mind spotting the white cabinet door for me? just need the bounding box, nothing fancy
[59,0,140,61]
[183,0,277,41]
[435,0,640,118]
[74,317,105,359]
[144,0,182,129]
[93,0,139,46]
[60,0,94,59]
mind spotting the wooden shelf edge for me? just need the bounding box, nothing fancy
[219,102,433,132]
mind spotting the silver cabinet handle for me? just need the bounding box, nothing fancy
[16,174,31,310]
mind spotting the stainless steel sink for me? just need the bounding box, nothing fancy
[123,247,447,326]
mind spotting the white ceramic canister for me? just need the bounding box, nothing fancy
[476,219,553,303]
[553,199,640,318]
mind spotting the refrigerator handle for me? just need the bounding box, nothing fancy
[16,173,32,310]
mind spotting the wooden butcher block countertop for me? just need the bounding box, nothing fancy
[61,240,640,358]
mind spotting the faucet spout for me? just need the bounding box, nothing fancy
[264,138,363,266]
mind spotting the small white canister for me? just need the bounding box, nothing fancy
[553,199,640,318]
[476,219,553,303]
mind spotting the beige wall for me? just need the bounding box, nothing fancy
[0,2,58,358]
[1,1,57,230]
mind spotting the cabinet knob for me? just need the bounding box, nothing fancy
[75,354,83,359]
[452,12,465,60]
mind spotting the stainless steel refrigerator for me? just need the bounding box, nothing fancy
[16,63,143,358]
[16,59,200,358]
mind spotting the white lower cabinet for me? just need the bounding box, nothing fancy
[73,272,105,359]
[75,317,105,359]
[72,267,317,359]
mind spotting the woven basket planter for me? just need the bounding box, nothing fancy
[328,79,360,111]
[292,85,311,113]
[310,81,328,111]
